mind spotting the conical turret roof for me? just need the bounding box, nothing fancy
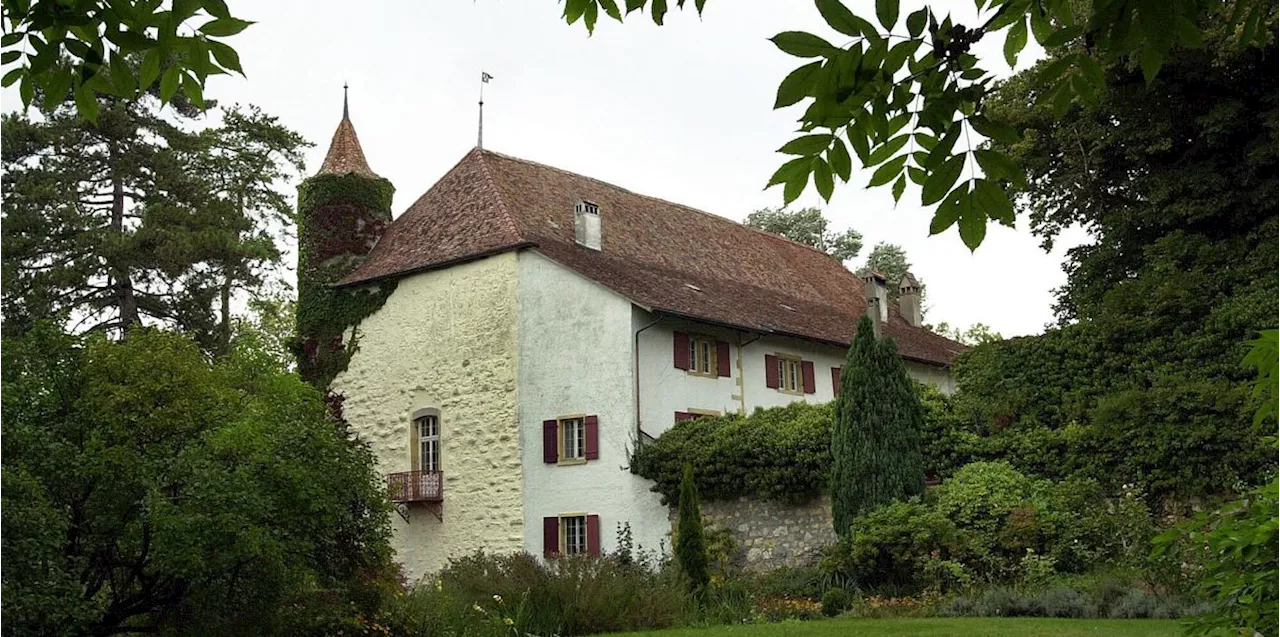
[316,86,380,178]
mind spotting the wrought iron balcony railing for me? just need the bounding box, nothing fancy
[387,470,443,503]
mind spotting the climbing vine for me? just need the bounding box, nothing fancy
[294,172,397,388]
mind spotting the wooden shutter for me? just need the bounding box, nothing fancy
[543,516,559,557]
[584,415,599,460]
[674,411,694,423]
[410,418,420,471]
[542,419,558,464]
[716,341,731,377]
[587,515,601,556]
[764,354,779,388]
[673,332,690,370]
[831,366,842,395]
[802,361,816,394]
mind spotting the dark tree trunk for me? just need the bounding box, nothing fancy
[109,151,139,334]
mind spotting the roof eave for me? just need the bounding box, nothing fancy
[333,241,536,289]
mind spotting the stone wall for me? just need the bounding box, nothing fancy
[675,496,838,572]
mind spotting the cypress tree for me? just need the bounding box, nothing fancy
[675,463,710,596]
[831,315,926,536]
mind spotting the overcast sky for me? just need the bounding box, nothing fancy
[4,0,1089,337]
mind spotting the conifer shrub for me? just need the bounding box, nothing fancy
[675,464,710,597]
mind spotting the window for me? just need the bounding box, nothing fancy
[561,515,588,555]
[776,355,803,394]
[417,414,440,472]
[560,416,585,462]
[688,335,717,376]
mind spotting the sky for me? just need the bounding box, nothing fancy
[3,0,1090,337]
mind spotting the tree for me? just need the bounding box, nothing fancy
[1,95,306,352]
[555,0,1273,249]
[674,463,710,597]
[831,315,926,535]
[0,325,392,635]
[1,0,253,121]
[744,206,862,262]
[862,242,924,303]
[927,321,1002,346]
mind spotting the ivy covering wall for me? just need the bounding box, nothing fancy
[294,172,397,388]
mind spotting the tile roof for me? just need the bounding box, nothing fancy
[317,116,380,178]
[339,148,966,366]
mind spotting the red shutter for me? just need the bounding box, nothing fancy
[832,366,842,395]
[802,361,816,394]
[587,515,601,556]
[673,332,690,370]
[764,355,779,388]
[543,419,558,464]
[716,341,731,377]
[584,415,599,460]
[674,411,693,423]
[543,516,559,557]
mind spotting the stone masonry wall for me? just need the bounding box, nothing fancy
[674,496,838,572]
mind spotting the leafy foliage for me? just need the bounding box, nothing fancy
[824,498,961,592]
[555,0,1274,249]
[1,0,253,120]
[743,206,862,262]
[0,325,392,635]
[831,315,926,534]
[676,464,711,597]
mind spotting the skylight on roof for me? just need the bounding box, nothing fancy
[684,283,703,292]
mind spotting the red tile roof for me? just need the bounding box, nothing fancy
[340,149,966,366]
[317,117,379,178]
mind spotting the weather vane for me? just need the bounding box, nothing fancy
[479,72,494,149]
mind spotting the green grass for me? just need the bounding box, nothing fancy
[611,617,1184,637]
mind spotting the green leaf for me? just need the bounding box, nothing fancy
[929,183,965,234]
[208,40,243,75]
[42,66,73,109]
[783,160,813,204]
[1070,73,1096,106]
[199,18,253,37]
[651,0,668,25]
[883,39,920,74]
[770,31,837,58]
[974,149,1025,188]
[972,178,1014,225]
[906,8,927,38]
[583,0,599,34]
[891,174,906,203]
[139,48,161,90]
[74,81,100,122]
[599,0,623,21]
[866,134,909,166]
[767,157,812,187]
[875,0,899,31]
[827,138,852,182]
[779,134,834,156]
[159,65,180,102]
[1,33,23,47]
[1051,79,1074,117]
[203,0,232,19]
[814,158,834,201]
[109,52,136,96]
[1029,4,1053,44]
[815,0,861,38]
[1042,25,1082,48]
[1077,54,1104,89]
[867,154,908,187]
[907,166,927,185]
[968,115,1019,144]
[924,123,961,170]
[921,153,965,205]
[957,187,986,250]
[181,71,204,108]
[1004,18,1027,68]
[2,67,23,88]
[564,0,588,24]
[1140,46,1163,85]
[774,61,823,108]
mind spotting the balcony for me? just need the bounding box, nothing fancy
[388,470,443,503]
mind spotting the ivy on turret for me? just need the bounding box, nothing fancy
[293,171,397,389]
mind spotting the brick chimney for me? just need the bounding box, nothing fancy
[898,272,922,327]
[858,269,887,338]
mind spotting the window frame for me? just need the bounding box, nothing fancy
[417,414,441,472]
[559,513,588,555]
[775,354,804,395]
[686,334,719,378]
[557,414,588,465]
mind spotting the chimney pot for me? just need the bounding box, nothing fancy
[574,200,601,251]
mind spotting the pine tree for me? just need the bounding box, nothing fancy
[831,315,926,536]
[675,463,710,596]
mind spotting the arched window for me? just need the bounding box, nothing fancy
[411,408,441,473]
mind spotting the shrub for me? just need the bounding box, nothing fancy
[934,462,1037,578]
[676,464,710,596]
[820,587,851,617]
[1018,551,1057,587]
[1033,477,1154,572]
[754,566,827,600]
[1033,587,1096,618]
[822,498,960,593]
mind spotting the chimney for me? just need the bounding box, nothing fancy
[574,200,601,251]
[898,272,922,327]
[858,269,887,338]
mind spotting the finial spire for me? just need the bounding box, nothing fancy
[342,82,350,120]
[478,72,493,149]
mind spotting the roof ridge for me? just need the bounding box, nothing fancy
[473,149,524,244]
[478,149,844,261]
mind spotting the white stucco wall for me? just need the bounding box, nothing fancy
[333,253,524,582]
[637,318,956,438]
[516,252,671,557]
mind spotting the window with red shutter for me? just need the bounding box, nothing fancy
[802,361,816,394]
[673,332,690,370]
[764,354,779,388]
[584,415,599,460]
[832,366,842,395]
[586,515,601,556]
[543,516,559,557]
[716,341,731,377]
[542,420,558,464]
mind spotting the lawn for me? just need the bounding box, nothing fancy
[611,617,1184,637]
